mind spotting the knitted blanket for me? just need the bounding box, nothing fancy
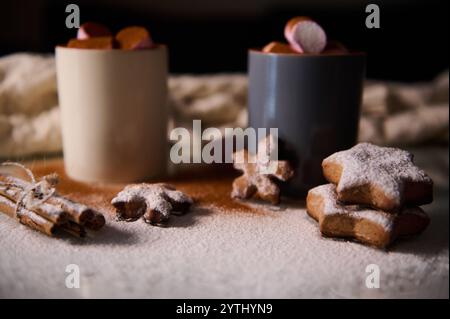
[0,53,448,157]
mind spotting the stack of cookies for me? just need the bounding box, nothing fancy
[307,143,433,248]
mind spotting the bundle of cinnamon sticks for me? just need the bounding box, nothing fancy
[0,163,105,237]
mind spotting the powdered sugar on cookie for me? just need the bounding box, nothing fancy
[323,143,432,207]
[112,183,193,225]
[307,184,430,248]
[311,184,395,231]
[231,134,294,205]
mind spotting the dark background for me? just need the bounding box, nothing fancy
[0,0,448,81]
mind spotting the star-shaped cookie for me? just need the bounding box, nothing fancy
[322,143,433,211]
[307,184,430,248]
[112,183,193,226]
[232,135,294,204]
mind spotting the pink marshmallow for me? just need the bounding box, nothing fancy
[77,22,112,40]
[284,17,327,54]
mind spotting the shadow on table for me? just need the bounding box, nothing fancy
[59,222,140,246]
[169,207,214,228]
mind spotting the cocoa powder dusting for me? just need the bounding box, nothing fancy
[28,160,268,217]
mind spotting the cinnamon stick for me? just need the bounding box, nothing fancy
[0,183,68,224]
[50,195,95,225]
[0,194,87,237]
[2,176,94,225]
[0,194,57,236]
[0,167,106,236]
[84,212,106,231]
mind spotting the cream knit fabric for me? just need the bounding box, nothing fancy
[0,53,448,157]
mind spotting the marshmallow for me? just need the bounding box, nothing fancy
[284,16,327,54]
[115,26,154,50]
[262,42,297,54]
[67,37,114,49]
[322,41,348,54]
[77,22,112,40]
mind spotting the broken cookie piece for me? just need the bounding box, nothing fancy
[231,135,294,204]
[306,184,430,248]
[111,183,193,226]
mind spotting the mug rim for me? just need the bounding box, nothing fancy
[248,48,366,58]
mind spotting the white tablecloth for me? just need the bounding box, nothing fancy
[0,146,447,298]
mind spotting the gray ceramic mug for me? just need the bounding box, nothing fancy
[248,50,365,196]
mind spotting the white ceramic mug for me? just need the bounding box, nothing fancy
[55,45,168,183]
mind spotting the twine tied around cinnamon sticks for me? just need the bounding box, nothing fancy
[1,162,58,218]
[0,162,105,237]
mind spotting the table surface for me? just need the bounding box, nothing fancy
[0,146,448,298]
